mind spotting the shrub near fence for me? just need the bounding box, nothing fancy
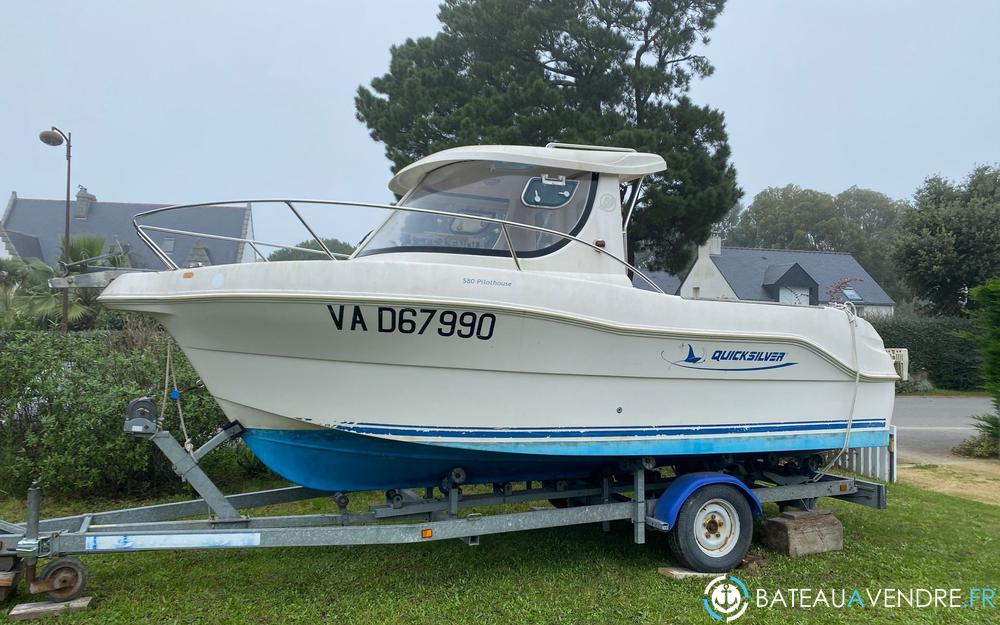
[0,330,265,497]
[868,316,983,391]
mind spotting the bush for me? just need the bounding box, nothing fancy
[954,279,1000,457]
[0,330,269,497]
[969,278,1000,398]
[953,411,999,458]
[868,316,982,391]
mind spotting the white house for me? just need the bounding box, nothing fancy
[0,188,255,269]
[639,234,895,317]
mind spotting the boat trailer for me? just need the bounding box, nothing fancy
[0,399,887,603]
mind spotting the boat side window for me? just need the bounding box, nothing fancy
[358,161,595,258]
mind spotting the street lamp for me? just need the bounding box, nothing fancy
[38,126,72,333]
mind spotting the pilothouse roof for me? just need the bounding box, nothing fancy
[389,143,666,195]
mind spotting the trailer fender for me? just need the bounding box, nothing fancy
[652,472,762,530]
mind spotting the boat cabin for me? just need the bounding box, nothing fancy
[354,143,667,284]
[129,143,667,286]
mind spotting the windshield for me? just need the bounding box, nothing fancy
[359,161,595,258]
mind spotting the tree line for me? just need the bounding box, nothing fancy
[719,166,1000,314]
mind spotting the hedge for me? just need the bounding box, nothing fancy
[0,329,267,497]
[868,316,982,391]
[970,278,1000,399]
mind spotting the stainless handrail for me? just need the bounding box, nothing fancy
[132,199,664,293]
[137,225,349,259]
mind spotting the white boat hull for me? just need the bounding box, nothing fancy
[100,258,896,490]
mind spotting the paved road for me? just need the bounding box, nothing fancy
[892,396,993,463]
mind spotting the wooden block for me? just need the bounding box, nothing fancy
[657,566,716,579]
[762,508,843,557]
[8,597,93,621]
[0,570,20,587]
[779,508,834,521]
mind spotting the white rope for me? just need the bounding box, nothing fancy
[162,341,195,457]
[159,342,171,428]
[814,301,861,480]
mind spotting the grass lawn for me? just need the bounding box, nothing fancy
[896,389,991,397]
[897,460,1000,506]
[1,480,998,624]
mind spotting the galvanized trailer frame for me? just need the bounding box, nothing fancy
[0,407,887,603]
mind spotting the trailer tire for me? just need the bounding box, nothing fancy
[39,556,88,603]
[667,484,751,573]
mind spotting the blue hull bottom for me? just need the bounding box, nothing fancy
[242,428,598,492]
[242,426,891,492]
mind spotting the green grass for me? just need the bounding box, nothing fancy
[896,388,990,397]
[1,482,998,624]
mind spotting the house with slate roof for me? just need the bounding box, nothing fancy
[0,187,254,269]
[636,234,895,317]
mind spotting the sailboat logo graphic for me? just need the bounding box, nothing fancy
[682,344,704,364]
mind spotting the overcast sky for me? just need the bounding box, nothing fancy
[2,1,998,248]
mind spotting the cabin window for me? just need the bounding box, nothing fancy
[521,175,579,208]
[358,161,595,258]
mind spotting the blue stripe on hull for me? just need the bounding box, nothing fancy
[437,429,890,456]
[335,419,887,439]
[242,426,891,493]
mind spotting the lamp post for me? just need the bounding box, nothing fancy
[38,127,71,333]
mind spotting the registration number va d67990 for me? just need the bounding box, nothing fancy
[326,304,496,340]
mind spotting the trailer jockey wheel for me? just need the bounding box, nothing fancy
[39,556,88,602]
[667,485,752,573]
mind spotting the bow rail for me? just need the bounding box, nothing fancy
[132,199,664,294]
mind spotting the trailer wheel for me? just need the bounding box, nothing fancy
[667,484,751,573]
[39,556,88,603]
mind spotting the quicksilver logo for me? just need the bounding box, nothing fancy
[668,344,798,372]
[711,350,787,363]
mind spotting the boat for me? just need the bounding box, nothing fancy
[97,143,897,493]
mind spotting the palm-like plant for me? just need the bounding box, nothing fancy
[0,235,127,329]
[972,398,1000,441]
[9,258,92,327]
[0,282,29,329]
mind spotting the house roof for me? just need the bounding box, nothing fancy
[710,247,894,306]
[0,229,43,261]
[389,144,666,194]
[634,270,683,295]
[0,191,251,269]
